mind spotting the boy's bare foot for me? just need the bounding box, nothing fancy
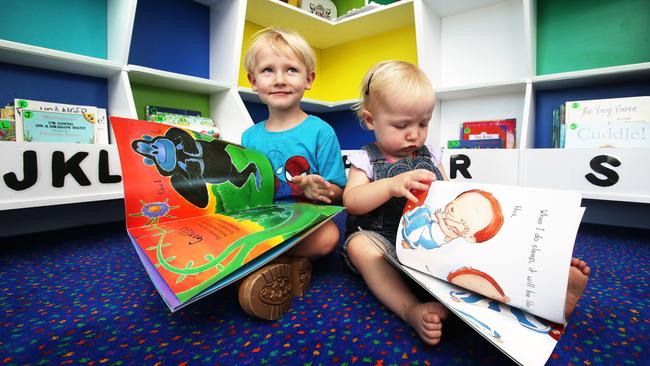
[405,302,449,346]
[565,258,590,319]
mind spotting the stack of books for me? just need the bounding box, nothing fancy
[145,105,220,138]
[10,98,109,144]
[447,118,516,149]
[554,96,650,148]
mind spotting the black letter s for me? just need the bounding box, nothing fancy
[585,155,620,187]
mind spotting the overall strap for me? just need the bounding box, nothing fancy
[362,143,386,164]
[415,145,432,158]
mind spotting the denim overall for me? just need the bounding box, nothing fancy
[346,143,443,245]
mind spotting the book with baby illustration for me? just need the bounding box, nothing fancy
[110,117,343,312]
[363,180,585,366]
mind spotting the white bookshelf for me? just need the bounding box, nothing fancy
[0,0,253,213]
[412,0,650,204]
[522,148,650,204]
[0,142,123,211]
[0,0,648,234]
[245,0,415,49]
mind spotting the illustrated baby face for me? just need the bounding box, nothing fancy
[443,191,493,243]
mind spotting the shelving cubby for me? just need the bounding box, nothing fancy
[0,0,136,212]
[413,0,531,185]
[239,0,418,111]
[521,0,650,204]
[1,0,648,234]
[127,0,253,142]
[0,0,253,232]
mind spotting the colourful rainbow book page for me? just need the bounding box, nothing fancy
[110,117,343,311]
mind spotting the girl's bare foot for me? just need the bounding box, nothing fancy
[565,258,590,319]
[405,302,449,345]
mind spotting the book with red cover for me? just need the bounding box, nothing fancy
[462,119,516,148]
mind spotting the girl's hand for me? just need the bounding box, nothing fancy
[291,174,334,203]
[389,169,438,203]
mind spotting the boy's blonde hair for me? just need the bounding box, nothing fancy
[353,61,435,127]
[244,27,316,74]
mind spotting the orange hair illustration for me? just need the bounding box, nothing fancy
[455,189,503,243]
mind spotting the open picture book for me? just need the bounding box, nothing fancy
[110,117,343,312]
[362,180,585,366]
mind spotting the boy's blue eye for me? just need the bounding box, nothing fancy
[262,68,272,73]
[288,68,298,73]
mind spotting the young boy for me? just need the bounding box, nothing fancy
[342,60,590,345]
[237,27,347,320]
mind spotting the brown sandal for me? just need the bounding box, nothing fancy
[274,256,311,297]
[238,256,312,320]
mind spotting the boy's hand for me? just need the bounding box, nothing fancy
[390,169,438,203]
[291,174,335,203]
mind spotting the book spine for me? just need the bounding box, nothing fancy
[448,139,503,149]
[146,105,202,119]
[95,108,110,144]
[552,108,559,148]
[560,103,566,149]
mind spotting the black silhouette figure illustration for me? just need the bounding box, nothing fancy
[132,127,262,208]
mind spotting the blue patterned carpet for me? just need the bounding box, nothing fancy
[0,218,647,365]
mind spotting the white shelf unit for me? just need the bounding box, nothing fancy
[521,148,650,204]
[0,142,123,210]
[0,0,648,232]
[0,0,253,213]
[124,0,253,142]
[413,0,650,204]
[125,65,251,143]
[238,0,416,115]
[246,0,415,49]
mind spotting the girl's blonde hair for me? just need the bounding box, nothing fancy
[244,27,316,74]
[353,61,435,128]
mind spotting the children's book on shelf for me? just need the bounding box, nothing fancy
[300,0,337,20]
[447,138,503,149]
[110,117,343,312]
[336,2,381,20]
[0,118,15,141]
[145,105,220,138]
[362,180,585,366]
[145,105,202,119]
[13,98,110,144]
[552,108,559,148]
[564,96,650,148]
[1,105,14,119]
[96,108,109,144]
[558,104,566,149]
[551,104,567,148]
[462,119,516,148]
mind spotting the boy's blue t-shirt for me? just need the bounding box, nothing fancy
[241,115,347,202]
